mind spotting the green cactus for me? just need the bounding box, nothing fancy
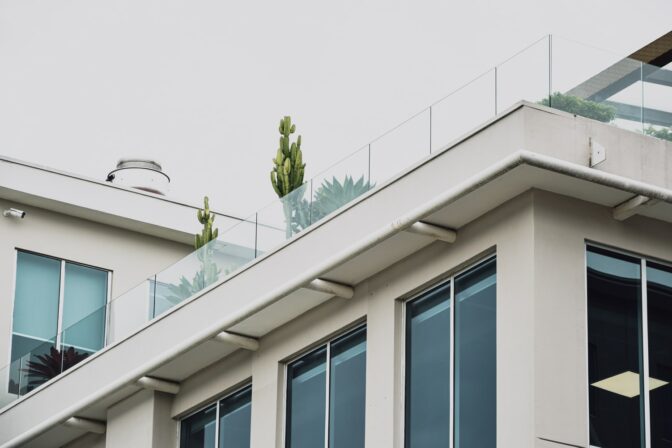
[195,196,219,250]
[270,116,310,237]
[271,116,305,198]
[158,196,222,313]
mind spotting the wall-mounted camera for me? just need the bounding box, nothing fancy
[3,208,26,219]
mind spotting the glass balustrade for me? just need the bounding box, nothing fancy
[2,34,670,407]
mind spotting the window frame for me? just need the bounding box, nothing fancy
[585,242,672,448]
[282,322,367,448]
[178,383,253,448]
[7,248,112,368]
[401,253,497,448]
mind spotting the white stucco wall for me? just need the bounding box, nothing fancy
[0,197,191,380]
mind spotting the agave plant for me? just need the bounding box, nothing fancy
[163,260,224,306]
[312,175,374,223]
[21,346,89,389]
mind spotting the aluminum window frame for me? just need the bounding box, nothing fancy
[402,253,497,448]
[177,383,253,448]
[282,323,367,448]
[7,249,112,365]
[585,242,672,448]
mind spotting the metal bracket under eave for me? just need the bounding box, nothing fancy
[613,195,657,221]
[214,331,260,351]
[136,376,181,395]
[405,221,457,243]
[306,279,355,299]
[63,417,106,434]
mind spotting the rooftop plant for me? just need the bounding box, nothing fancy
[644,126,672,142]
[271,116,305,198]
[540,92,616,123]
[163,197,222,309]
[195,196,218,249]
[312,175,374,223]
[271,116,310,237]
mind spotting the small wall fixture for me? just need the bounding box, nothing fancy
[590,138,606,167]
[3,208,26,219]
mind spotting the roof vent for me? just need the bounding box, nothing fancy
[106,159,170,195]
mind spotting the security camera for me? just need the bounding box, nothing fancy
[3,208,26,219]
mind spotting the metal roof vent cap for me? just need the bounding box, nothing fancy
[107,158,170,195]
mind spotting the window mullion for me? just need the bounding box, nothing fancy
[449,277,455,448]
[641,259,651,448]
[324,342,331,448]
[104,271,112,346]
[214,398,221,448]
[56,260,66,350]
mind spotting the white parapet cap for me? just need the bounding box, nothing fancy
[0,155,244,244]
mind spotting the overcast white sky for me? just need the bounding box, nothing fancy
[0,0,670,219]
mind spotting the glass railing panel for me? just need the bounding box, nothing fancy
[0,359,20,407]
[643,61,672,141]
[152,250,210,317]
[369,108,430,186]
[431,68,496,152]
[310,146,371,225]
[215,215,257,266]
[60,302,106,357]
[600,58,644,133]
[10,337,57,396]
[107,280,153,344]
[550,36,641,130]
[496,36,550,114]
[60,308,105,374]
[256,182,311,255]
[551,36,623,98]
[152,219,257,316]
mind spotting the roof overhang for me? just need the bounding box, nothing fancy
[0,156,243,244]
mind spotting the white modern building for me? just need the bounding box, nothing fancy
[0,32,671,448]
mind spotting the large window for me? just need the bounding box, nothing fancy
[180,385,252,448]
[9,251,109,394]
[587,246,672,448]
[405,256,496,448]
[285,325,366,448]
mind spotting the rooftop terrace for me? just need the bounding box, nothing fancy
[2,32,672,420]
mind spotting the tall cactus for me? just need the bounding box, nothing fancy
[271,116,305,198]
[163,196,221,310]
[270,116,310,237]
[195,196,219,250]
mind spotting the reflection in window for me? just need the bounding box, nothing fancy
[181,405,217,448]
[455,258,496,447]
[286,326,366,448]
[647,263,672,448]
[405,256,496,448]
[587,246,644,448]
[9,251,109,395]
[180,386,251,448]
[405,283,451,448]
